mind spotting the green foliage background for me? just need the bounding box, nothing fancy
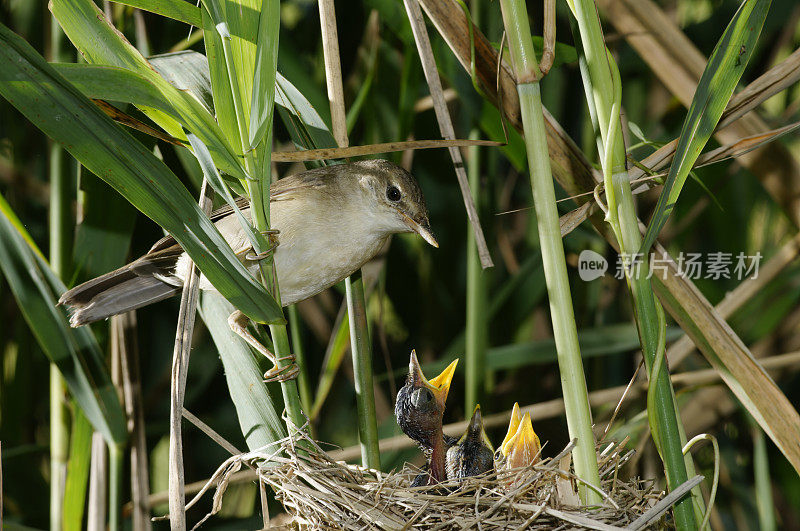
[2,0,800,528]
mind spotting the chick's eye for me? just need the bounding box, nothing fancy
[411,388,433,408]
[386,185,402,202]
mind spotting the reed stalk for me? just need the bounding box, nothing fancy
[108,444,123,531]
[318,0,381,469]
[566,0,698,527]
[218,24,306,435]
[465,130,488,413]
[288,305,313,414]
[48,13,73,530]
[346,272,381,469]
[497,0,601,504]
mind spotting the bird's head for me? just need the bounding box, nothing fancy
[395,350,458,447]
[446,405,495,480]
[461,405,493,453]
[353,159,438,248]
[499,403,541,469]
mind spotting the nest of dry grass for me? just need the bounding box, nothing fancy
[194,429,693,530]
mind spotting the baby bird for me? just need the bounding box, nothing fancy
[499,403,542,469]
[395,350,458,484]
[445,405,495,480]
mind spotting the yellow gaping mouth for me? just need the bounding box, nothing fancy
[408,350,458,407]
[501,403,541,468]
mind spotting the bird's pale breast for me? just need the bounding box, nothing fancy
[177,186,390,305]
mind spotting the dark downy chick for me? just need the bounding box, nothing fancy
[446,405,494,480]
[395,350,458,484]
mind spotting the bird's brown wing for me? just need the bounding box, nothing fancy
[145,167,333,255]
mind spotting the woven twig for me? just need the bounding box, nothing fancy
[191,428,681,530]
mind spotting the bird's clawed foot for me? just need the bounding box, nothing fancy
[227,310,299,383]
[245,229,280,261]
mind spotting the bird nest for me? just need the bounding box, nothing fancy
[193,429,684,530]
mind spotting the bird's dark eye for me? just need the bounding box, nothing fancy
[411,387,433,408]
[386,185,402,202]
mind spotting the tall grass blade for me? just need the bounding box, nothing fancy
[0,22,283,325]
[497,0,601,504]
[0,194,127,446]
[108,0,202,27]
[199,293,287,450]
[48,18,73,529]
[248,0,279,150]
[310,310,350,420]
[51,0,245,179]
[63,408,92,531]
[346,273,380,469]
[640,0,771,254]
[751,417,777,531]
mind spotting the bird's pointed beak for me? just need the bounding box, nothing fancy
[501,403,523,457]
[408,350,458,408]
[466,404,493,448]
[503,412,541,469]
[397,210,439,248]
[468,404,484,433]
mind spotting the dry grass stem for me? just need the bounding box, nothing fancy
[540,0,556,74]
[272,139,502,162]
[87,432,108,531]
[182,408,242,456]
[667,233,800,367]
[114,312,152,530]
[557,123,800,235]
[193,431,672,530]
[403,0,494,269]
[167,178,213,530]
[131,349,800,515]
[318,0,348,147]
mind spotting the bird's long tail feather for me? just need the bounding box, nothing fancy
[59,264,179,327]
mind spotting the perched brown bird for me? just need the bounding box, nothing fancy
[445,405,494,480]
[395,350,458,484]
[60,160,437,379]
[499,402,542,469]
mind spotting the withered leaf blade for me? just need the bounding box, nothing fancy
[93,99,186,146]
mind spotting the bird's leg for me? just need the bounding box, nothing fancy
[228,310,299,382]
[244,229,280,261]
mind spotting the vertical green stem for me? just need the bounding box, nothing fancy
[218,33,306,435]
[498,0,601,504]
[465,130,487,413]
[288,305,313,414]
[48,14,73,531]
[346,272,381,469]
[752,416,776,531]
[567,0,697,527]
[317,0,380,469]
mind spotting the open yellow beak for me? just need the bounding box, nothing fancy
[500,402,523,457]
[503,411,541,469]
[408,350,458,408]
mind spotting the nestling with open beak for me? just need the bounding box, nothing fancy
[499,402,542,470]
[59,160,437,380]
[395,350,458,484]
[445,405,495,480]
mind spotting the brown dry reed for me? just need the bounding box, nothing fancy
[185,428,696,530]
